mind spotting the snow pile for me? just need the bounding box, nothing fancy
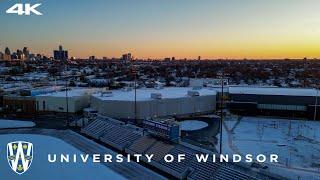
[0,120,35,129]
[180,120,208,131]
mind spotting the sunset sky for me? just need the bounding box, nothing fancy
[1,0,320,59]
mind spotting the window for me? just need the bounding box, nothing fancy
[257,104,306,111]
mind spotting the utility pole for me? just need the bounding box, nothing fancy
[217,70,229,154]
[217,71,224,154]
[65,60,69,128]
[220,74,224,154]
[131,62,137,124]
[314,89,318,121]
[134,67,137,124]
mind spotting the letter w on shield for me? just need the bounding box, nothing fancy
[7,141,33,175]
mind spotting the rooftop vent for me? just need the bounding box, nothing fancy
[155,85,164,90]
[101,91,113,97]
[151,93,162,99]
[188,90,200,97]
[192,86,202,90]
[123,87,133,91]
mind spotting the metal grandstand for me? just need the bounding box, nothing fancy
[80,117,284,180]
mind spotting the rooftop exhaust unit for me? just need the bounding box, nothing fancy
[151,93,162,99]
[188,90,200,97]
[155,85,164,90]
[192,86,202,90]
[100,91,113,97]
[123,87,133,91]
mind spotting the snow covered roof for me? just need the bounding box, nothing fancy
[0,120,35,128]
[36,88,100,97]
[229,86,319,97]
[93,87,217,101]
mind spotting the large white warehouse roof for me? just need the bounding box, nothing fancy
[93,87,217,101]
[36,88,100,97]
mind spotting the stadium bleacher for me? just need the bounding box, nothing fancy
[146,141,174,162]
[127,136,157,154]
[81,118,281,180]
[81,117,142,151]
[100,127,142,151]
[81,118,113,139]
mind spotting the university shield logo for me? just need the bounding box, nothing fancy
[7,141,33,175]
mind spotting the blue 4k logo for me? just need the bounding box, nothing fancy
[7,141,33,175]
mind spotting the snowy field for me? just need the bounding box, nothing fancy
[221,116,320,180]
[0,134,125,180]
[0,120,35,129]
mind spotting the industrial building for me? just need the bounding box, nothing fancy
[1,86,63,119]
[36,88,100,113]
[2,96,36,119]
[91,87,217,122]
[229,86,320,119]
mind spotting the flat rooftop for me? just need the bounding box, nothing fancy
[93,87,217,101]
[36,88,100,97]
[229,86,319,97]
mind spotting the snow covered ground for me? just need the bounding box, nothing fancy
[219,116,320,180]
[0,120,35,129]
[180,120,208,131]
[0,134,125,180]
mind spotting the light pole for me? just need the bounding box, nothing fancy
[134,68,137,124]
[66,78,69,127]
[217,71,224,154]
[217,71,229,154]
[131,62,138,124]
[314,89,318,121]
[65,61,69,128]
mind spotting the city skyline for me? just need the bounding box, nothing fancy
[1,0,320,59]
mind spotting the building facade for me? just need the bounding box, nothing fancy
[229,87,320,120]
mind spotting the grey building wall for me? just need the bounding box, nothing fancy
[92,95,216,120]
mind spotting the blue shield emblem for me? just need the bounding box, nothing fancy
[7,141,33,175]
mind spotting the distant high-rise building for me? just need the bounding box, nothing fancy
[122,53,132,62]
[53,45,68,61]
[198,56,201,61]
[17,49,23,60]
[122,54,127,61]
[23,47,30,60]
[11,53,18,60]
[89,56,95,60]
[5,47,10,55]
[171,57,175,61]
[4,47,11,60]
[164,57,171,61]
[36,54,42,61]
[0,52,3,60]
[29,54,36,60]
